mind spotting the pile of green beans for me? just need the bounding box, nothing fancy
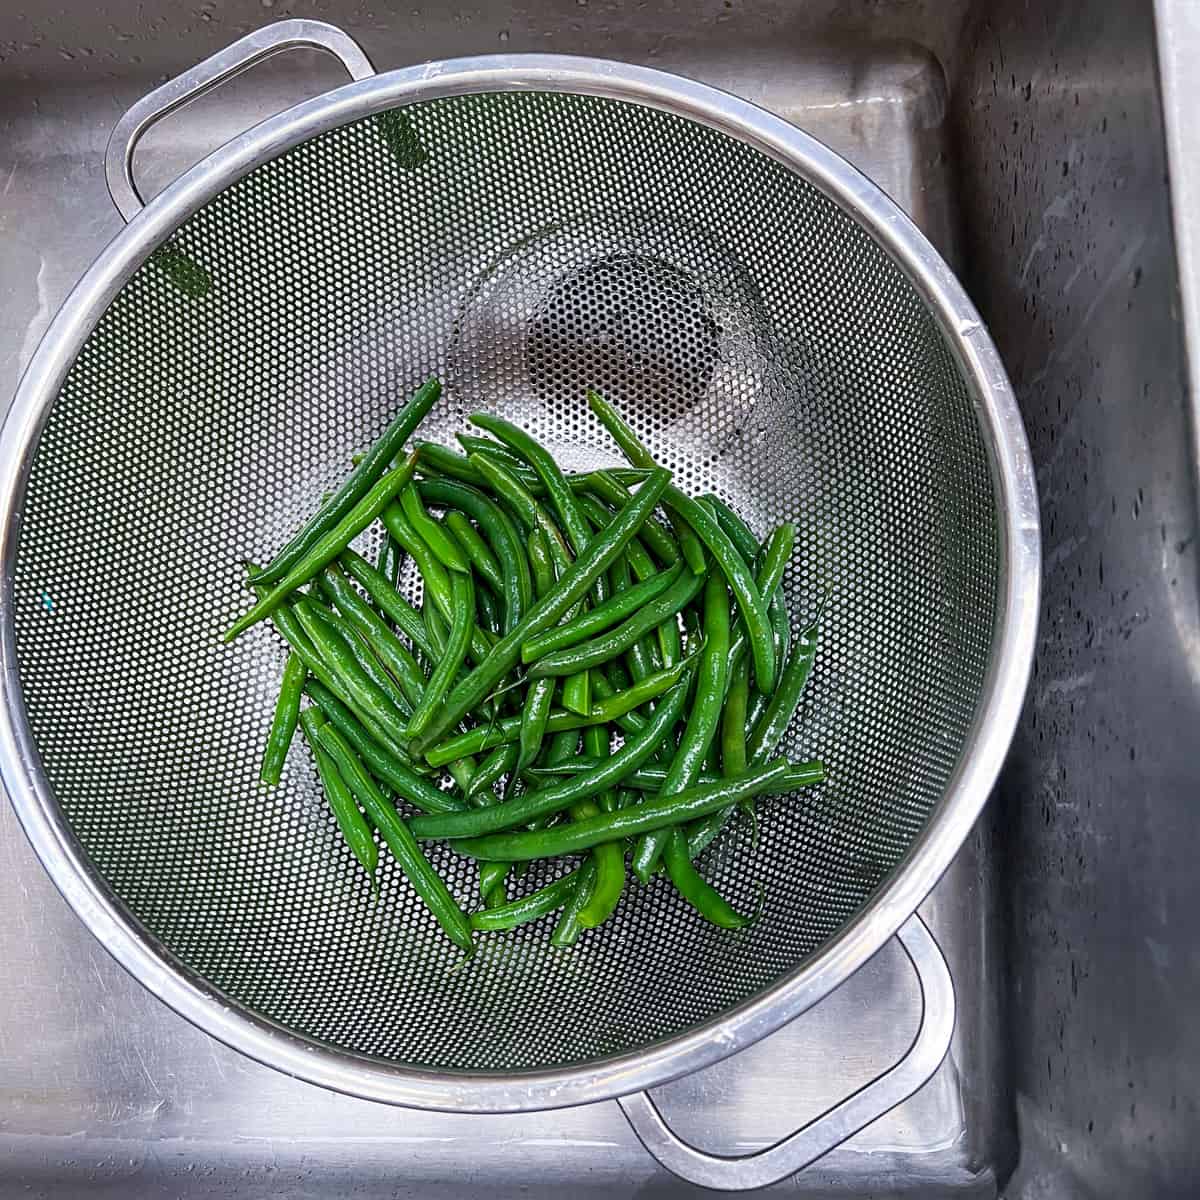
[227,379,826,953]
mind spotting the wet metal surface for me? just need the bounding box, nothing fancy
[0,4,995,1194]
[3,0,1199,1194]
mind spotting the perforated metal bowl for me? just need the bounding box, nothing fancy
[0,22,1038,1128]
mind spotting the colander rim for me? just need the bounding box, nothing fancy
[0,53,1040,1112]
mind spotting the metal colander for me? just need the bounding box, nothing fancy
[0,33,1039,1115]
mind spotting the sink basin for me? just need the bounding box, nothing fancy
[1,0,1196,1195]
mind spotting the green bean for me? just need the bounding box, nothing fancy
[611,548,657,681]
[561,666,591,719]
[243,387,828,950]
[582,725,613,804]
[302,596,414,720]
[641,481,784,692]
[412,673,689,837]
[467,742,519,805]
[721,654,750,777]
[449,758,815,861]
[421,459,651,501]
[250,379,438,586]
[445,756,478,795]
[542,728,582,771]
[604,658,634,691]
[259,652,305,786]
[317,564,426,709]
[483,875,510,908]
[526,758,618,779]
[331,556,487,724]
[742,524,795,675]
[305,680,463,813]
[516,729,576,849]
[721,525,793,696]
[687,605,819,856]
[455,432,533,476]
[575,489,623,537]
[758,524,796,600]
[468,452,571,567]
[408,468,672,754]
[658,618,683,675]
[476,584,501,635]
[478,847,511,908]
[586,390,707,574]
[527,760,822,795]
[577,728,623,927]
[527,566,705,679]
[252,576,373,738]
[662,828,747,928]
[656,485,774,692]
[531,761,680,787]
[704,505,794,688]
[625,546,680,672]
[255,596,386,774]
[700,494,760,565]
[469,415,601,595]
[580,469,681,568]
[527,528,555,598]
[381,502,492,665]
[744,689,772,741]
[466,461,654,498]
[589,669,648,736]
[516,676,555,777]
[577,492,682,670]
[444,510,504,594]
[471,867,582,931]
[314,723,474,953]
[767,591,791,681]
[292,599,411,748]
[620,533,660,585]
[746,614,821,765]
[381,501,450,610]
[299,709,378,886]
[522,523,592,719]
[225,454,419,641]
[423,656,690,766]
[400,484,470,572]
[707,508,796,695]
[414,441,488,485]
[406,569,475,744]
[416,477,530,634]
[610,550,658,683]
[521,563,682,663]
[423,596,447,656]
[373,533,405,622]
[550,860,596,948]
[685,809,732,861]
[339,549,436,659]
[632,568,732,882]
[468,452,593,715]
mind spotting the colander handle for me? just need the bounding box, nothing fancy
[104,19,375,223]
[617,913,954,1192]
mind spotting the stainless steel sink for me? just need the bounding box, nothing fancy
[2,0,1197,1195]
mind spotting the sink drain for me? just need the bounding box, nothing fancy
[526,253,721,416]
[445,213,779,447]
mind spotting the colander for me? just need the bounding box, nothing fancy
[0,20,1039,1190]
